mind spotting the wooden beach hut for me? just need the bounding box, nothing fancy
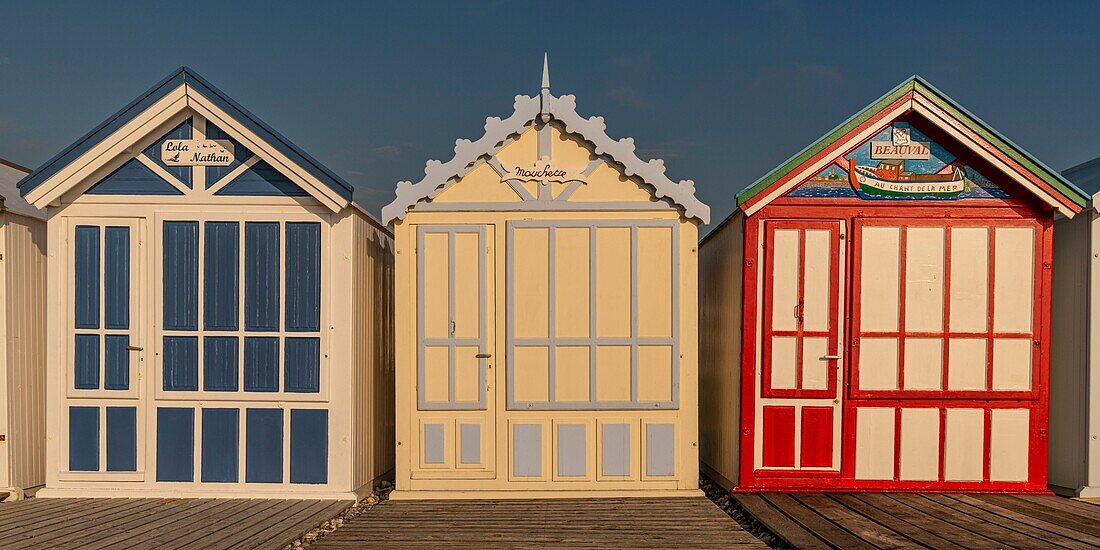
[0,158,46,500]
[383,58,709,498]
[17,67,394,499]
[1050,156,1100,497]
[699,76,1087,492]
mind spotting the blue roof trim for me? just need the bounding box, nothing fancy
[18,67,354,203]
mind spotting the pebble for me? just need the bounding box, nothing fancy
[699,475,789,549]
[282,479,396,549]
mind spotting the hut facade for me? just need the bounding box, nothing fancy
[0,158,47,499]
[383,59,709,498]
[18,68,394,499]
[700,77,1087,492]
[1050,157,1100,496]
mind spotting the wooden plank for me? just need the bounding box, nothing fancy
[893,494,1052,548]
[730,493,828,549]
[1015,494,1100,519]
[16,498,164,546]
[972,494,1100,538]
[0,496,75,522]
[158,499,285,550]
[132,499,266,550]
[236,500,350,550]
[852,494,1005,549]
[793,493,917,549]
[41,499,193,548]
[925,494,1085,548]
[0,498,94,526]
[946,494,1100,547]
[760,493,875,549]
[830,494,964,550]
[202,500,316,549]
[78,499,220,550]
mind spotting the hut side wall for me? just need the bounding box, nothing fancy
[698,214,743,489]
[1050,210,1100,496]
[351,212,395,494]
[0,212,48,493]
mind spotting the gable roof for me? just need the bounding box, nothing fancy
[382,59,709,224]
[18,67,355,210]
[0,158,45,220]
[1063,156,1100,199]
[735,75,1088,217]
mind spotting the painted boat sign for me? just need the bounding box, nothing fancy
[501,158,586,184]
[161,139,234,166]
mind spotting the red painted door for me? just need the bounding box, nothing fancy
[756,220,844,475]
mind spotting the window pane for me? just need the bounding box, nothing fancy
[74,334,100,390]
[163,221,199,331]
[204,222,239,331]
[156,407,194,482]
[74,225,100,329]
[202,408,239,483]
[163,336,198,391]
[245,222,280,332]
[290,409,327,483]
[104,226,130,330]
[69,406,99,472]
[203,336,239,391]
[106,407,137,472]
[285,222,321,332]
[244,337,279,392]
[104,334,129,390]
[285,337,320,393]
[246,408,282,483]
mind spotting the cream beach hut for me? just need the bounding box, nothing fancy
[0,158,46,499]
[383,58,709,498]
[18,68,393,499]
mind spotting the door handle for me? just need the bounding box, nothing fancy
[126,346,143,351]
[476,353,492,359]
[821,355,841,360]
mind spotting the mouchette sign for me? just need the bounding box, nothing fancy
[501,158,587,184]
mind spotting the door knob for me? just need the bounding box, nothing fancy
[476,353,492,359]
[126,345,144,351]
[820,355,841,360]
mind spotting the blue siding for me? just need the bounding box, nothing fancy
[163,221,198,331]
[285,222,321,332]
[203,336,238,391]
[104,334,129,390]
[204,222,239,331]
[204,122,253,186]
[85,157,184,195]
[290,409,328,484]
[141,117,193,187]
[104,226,130,330]
[74,226,100,329]
[245,223,280,332]
[246,409,282,483]
[74,334,100,390]
[69,407,99,471]
[201,408,239,483]
[216,160,309,197]
[244,337,279,392]
[163,336,198,391]
[156,407,194,482]
[284,337,320,393]
[106,407,137,472]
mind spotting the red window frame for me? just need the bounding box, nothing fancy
[760,220,841,399]
[849,217,1043,401]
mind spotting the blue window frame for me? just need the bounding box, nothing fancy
[161,220,322,395]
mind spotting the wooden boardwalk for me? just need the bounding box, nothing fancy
[733,492,1100,549]
[311,497,765,548]
[0,497,351,549]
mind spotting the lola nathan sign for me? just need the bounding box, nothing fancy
[160,138,235,166]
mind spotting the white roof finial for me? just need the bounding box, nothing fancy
[540,53,552,121]
[542,52,550,91]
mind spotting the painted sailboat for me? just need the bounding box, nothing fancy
[847,158,969,198]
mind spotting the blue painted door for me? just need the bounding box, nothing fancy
[67,218,143,475]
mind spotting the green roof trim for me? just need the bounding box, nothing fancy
[735,76,1088,209]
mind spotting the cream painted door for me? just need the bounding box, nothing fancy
[757,220,844,473]
[414,225,495,476]
[64,218,145,477]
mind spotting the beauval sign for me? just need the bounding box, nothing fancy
[161,139,234,166]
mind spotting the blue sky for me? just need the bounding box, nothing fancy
[2,1,1098,226]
